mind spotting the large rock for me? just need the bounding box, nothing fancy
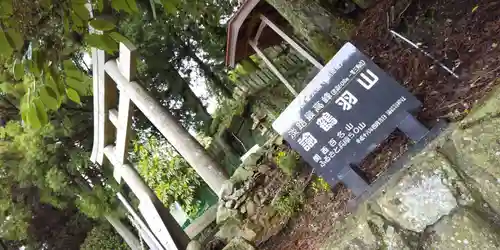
[459,83,500,126]
[375,152,458,232]
[186,240,202,250]
[246,201,257,217]
[321,205,413,250]
[422,208,500,249]
[217,203,239,224]
[219,180,234,199]
[445,117,500,214]
[216,218,257,242]
[320,205,380,250]
[222,237,255,250]
[257,164,271,174]
[231,167,254,183]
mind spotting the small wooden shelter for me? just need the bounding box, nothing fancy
[225,0,324,96]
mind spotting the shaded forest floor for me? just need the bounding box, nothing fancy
[260,0,500,249]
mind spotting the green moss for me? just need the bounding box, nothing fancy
[336,18,355,40]
[309,33,338,61]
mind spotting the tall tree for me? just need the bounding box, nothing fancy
[134,0,237,100]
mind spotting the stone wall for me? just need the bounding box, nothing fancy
[188,137,299,250]
[321,85,500,249]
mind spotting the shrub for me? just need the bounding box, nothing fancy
[311,176,331,193]
[80,223,130,250]
[133,136,202,217]
[275,150,300,176]
[272,181,305,217]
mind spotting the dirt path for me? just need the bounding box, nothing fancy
[260,0,500,249]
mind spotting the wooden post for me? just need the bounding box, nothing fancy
[259,15,323,69]
[104,45,229,195]
[248,40,298,96]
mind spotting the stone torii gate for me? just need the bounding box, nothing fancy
[90,42,229,249]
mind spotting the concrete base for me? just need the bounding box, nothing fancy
[185,205,218,239]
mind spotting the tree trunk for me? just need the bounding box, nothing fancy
[265,0,354,61]
[182,45,233,98]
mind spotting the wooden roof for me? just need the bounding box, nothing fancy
[225,0,291,68]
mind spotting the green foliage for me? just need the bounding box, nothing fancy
[275,150,300,176]
[227,59,259,82]
[311,176,331,193]
[80,222,130,250]
[0,120,119,240]
[133,136,202,217]
[209,98,248,135]
[272,181,305,217]
[0,0,146,129]
[89,18,117,31]
[119,10,218,131]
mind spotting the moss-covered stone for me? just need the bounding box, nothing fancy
[445,117,500,214]
[460,83,500,127]
[375,151,459,232]
[422,208,500,249]
[222,237,255,250]
[320,205,381,249]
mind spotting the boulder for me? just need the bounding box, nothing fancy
[234,194,248,209]
[246,201,257,217]
[422,208,500,249]
[257,164,271,175]
[253,194,261,206]
[222,237,255,250]
[217,203,239,224]
[187,240,202,250]
[225,200,235,209]
[446,117,500,214]
[231,167,254,183]
[219,181,235,199]
[320,205,386,250]
[243,178,256,192]
[216,218,256,242]
[228,188,246,201]
[376,152,458,232]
